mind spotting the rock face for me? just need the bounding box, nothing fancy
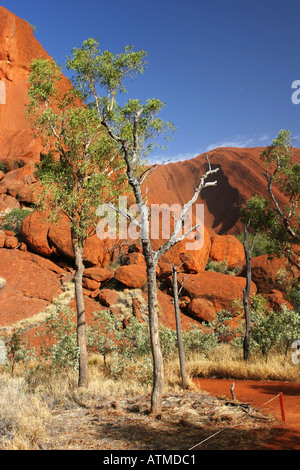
[209,234,245,267]
[239,254,294,294]
[0,6,73,165]
[20,210,110,266]
[146,147,293,235]
[0,249,63,326]
[0,6,299,343]
[114,264,147,289]
[173,271,257,313]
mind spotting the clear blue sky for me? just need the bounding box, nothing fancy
[2,0,300,163]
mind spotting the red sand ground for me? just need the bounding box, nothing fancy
[195,378,300,450]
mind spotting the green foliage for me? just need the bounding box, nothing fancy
[205,259,241,275]
[36,308,79,371]
[5,330,35,375]
[0,161,7,173]
[250,306,300,360]
[241,130,300,274]
[290,287,300,313]
[27,57,127,246]
[182,324,219,358]
[0,208,32,235]
[66,38,176,162]
[235,231,274,258]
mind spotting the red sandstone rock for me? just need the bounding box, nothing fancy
[146,147,297,235]
[0,7,74,165]
[98,289,119,307]
[19,241,27,251]
[187,298,216,323]
[20,210,52,256]
[0,231,5,247]
[4,235,18,248]
[114,264,147,289]
[156,290,199,330]
[0,193,20,213]
[209,234,245,267]
[122,252,146,266]
[47,213,108,266]
[83,266,113,283]
[0,249,62,326]
[265,289,294,311]
[172,271,257,312]
[82,277,100,291]
[239,254,295,294]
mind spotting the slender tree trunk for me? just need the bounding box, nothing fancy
[73,239,89,387]
[243,225,252,361]
[172,266,188,389]
[146,259,164,417]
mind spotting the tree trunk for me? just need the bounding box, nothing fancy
[243,225,252,361]
[146,260,164,417]
[172,266,188,389]
[73,240,89,387]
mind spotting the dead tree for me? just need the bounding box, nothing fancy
[243,222,256,361]
[110,139,219,416]
[172,263,188,389]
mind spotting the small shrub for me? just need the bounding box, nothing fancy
[0,208,32,236]
[36,308,79,371]
[5,330,35,375]
[0,161,7,173]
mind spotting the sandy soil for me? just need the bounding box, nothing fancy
[195,378,300,450]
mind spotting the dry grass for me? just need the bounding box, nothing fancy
[0,374,52,450]
[0,343,298,450]
[185,344,300,382]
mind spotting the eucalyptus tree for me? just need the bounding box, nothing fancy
[26,57,127,387]
[241,130,300,359]
[67,39,219,416]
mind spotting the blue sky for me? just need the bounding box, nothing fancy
[2,0,300,163]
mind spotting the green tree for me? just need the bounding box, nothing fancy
[241,130,300,357]
[243,130,299,272]
[26,57,127,387]
[66,39,219,416]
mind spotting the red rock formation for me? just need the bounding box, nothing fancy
[98,289,119,307]
[239,254,294,294]
[146,147,296,235]
[0,249,63,326]
[171,271,257,313]
[114,264,147,289]
[209,233,245,267]
[187,298,216,323]
[0,6,73,165]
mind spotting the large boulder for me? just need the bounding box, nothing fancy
[239,254,295,294]
[0,249,63,326]
[171,271,257,313]
[20,210,52,256]
[209,234,245,267]
[21,210,110,267]
[187,298,216,323]
[0,193,20,214]
[114,264,147,289]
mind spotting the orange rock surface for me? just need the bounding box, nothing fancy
[0,6,74,165]
[173,271,257,312]
[0,249,63,326]
[209,233,245,267]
